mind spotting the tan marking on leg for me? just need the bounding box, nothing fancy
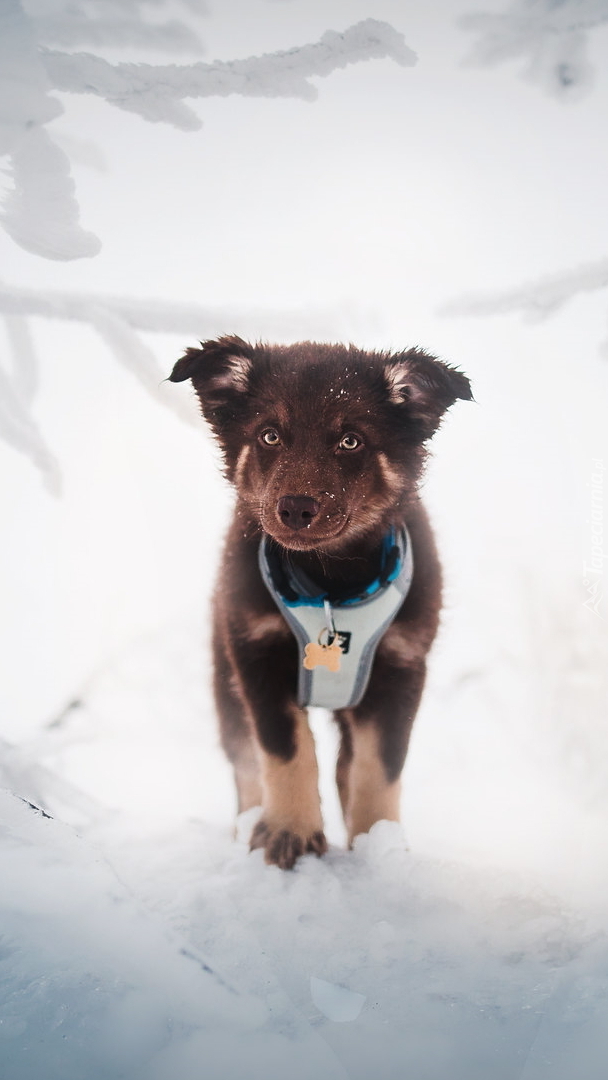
[261,708,323,835]
[344,722,401,844]
[250,708,327,867]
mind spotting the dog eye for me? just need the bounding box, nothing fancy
[260,428,281,447]
[338,433,362,452]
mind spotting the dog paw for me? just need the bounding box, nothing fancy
[250,820,328,870]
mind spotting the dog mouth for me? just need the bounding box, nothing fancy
[266,518,350,551]
[270,524,349,551]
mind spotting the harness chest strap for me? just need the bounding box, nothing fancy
[258,528,414,710]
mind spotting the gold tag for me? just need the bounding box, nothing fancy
[303,641,342,672]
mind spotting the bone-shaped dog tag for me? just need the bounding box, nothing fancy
[303,641,342,672]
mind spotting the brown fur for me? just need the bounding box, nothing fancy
[169,337,471,869]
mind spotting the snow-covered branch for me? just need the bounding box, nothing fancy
[3,126,102,260]
[460,0,608,100]
[31,6,204,54]
[0,360,61,496]
[441,258,608,355]
[2,5,414,258]
[0,284,243,334]
[89,305,203,429]
[0,0,101,260]
[4,314,38,402]
[0,282,360,339]
[441,258,608,320]
[42,19,416,131]
[0,283,370,490]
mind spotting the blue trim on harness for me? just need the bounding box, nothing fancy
[258,527,414,710]
[280,531,402,609]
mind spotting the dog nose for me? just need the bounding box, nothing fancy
[277,495,320,530]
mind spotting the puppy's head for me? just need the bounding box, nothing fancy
[169,336,471,551]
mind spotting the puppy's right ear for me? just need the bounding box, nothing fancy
[168,348,206,384]
[168,336,254,414]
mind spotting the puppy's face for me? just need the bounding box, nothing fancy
[170,338,471,551]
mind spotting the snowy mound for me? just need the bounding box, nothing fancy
[3,780,606,1080]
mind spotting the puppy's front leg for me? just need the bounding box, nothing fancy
[250,708,327,869]
[233,634,327,869]
[337,657,426,845]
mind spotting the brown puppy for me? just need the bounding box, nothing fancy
[169,337,471,868]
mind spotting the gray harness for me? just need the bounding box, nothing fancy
[258,528,413,710]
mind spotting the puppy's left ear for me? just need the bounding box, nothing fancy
[384,349,473,440]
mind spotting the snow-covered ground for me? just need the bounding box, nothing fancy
[1,2,608,1077]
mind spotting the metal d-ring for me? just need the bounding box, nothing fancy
[318,599,337,647]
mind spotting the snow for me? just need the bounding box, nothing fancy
[2,609,606,1078]
[1,1,608,1077]
[0,790,282,1080]
[310,978,366,1023]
